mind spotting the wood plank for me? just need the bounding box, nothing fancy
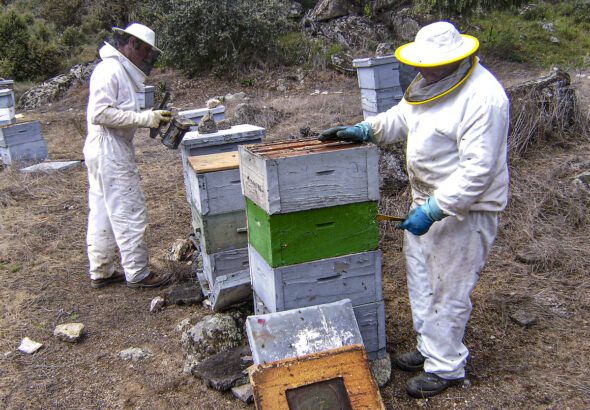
[188,151,240,173]
[250,345,385,410]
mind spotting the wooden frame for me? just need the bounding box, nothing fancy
[250,345,384,410]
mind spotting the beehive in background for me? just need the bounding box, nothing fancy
[181,125,265,311]
[0,121,47,165]
[0,89,16,126]
[136,85,155,110]
[239,139,387,360]
[352,55,403,119]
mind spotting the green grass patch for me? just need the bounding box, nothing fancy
[470,2,590,68]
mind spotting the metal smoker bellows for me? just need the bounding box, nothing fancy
[149,91,196,149]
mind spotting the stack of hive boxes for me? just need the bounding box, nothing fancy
[239,139,387,360]
[180,124,265,310]
[352,55,403,119]
[136,85,155,110]
[0,120,47,165]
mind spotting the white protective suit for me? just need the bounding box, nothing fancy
[366,60,509,379]
[84,43,157,283]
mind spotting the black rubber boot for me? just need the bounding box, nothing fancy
[406,372,463,399]
[393,350,425,372]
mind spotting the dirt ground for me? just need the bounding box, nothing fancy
[0,60,589,409]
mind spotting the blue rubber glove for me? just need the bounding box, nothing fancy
[397,197,446,236]
[318,122,373,143]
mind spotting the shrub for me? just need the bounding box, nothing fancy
[41,0,85,31]
[0,9,64,81]
[139,0,293,75]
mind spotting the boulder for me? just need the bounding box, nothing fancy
[165,238,195,262]
[392,15,420,41]
[370,352,392,387]
[191,345,252,391]
[373,0,402,13]
[181,313,243,373]
[305,16,389,50]
[150,296,166,313]
[308,0,360,22]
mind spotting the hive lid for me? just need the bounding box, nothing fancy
[188,151,239,173]
[352,55,399,68]
[178,105,225,117]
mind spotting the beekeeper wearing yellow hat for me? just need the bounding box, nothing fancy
[320,21,509,398]
[84,23,172,289]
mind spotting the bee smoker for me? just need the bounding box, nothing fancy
[148,91,195,149]
[160,117,195,149]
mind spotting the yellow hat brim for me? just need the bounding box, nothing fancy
[395,35,479,67]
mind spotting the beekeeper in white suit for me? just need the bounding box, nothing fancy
[84,23,171,289]
[320,21,509,398]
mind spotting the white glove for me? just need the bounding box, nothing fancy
[136,110,172,128]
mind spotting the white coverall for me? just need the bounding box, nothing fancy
[84,43,153,283]
[366,61,509,379]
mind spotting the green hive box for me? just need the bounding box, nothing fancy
[246,198,379,267]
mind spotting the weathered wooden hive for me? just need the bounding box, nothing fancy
[239,138,387,360]
[352,55,403,119]
[0,120,48,165]
[181,125,265,311]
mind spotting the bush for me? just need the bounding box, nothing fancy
[0,9,64,81]
[139,0,293,75]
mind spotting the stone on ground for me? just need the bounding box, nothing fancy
[150,296,166,313]
[18,337,43,354]
[118,347,151,361]
[165,238,194,262]
[231,382,254,404]
[510,309,538,328]
[191,345,252,391]
[54,323,85,343]
[370,352,392,387]
[166,283,203,305]
[181,313,243,373]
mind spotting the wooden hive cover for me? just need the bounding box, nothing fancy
[188,151,240,174]
[250,344,385,410]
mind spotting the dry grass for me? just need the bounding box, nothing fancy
[1,65,590,408]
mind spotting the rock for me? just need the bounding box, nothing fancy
[18,337,43,354]
[373,0,400,13]
[232,383,254,404]
[550,36,560,44]
[233,103,284,129]
[176,318,194,333]
[308,0,360,22]
[375,43,395,57]
[166,283,203,305]
[542,22,555,33]
[165,238,195,262]
[197,111,219,134]
[191,345,252,391]
[510,309,538,328]
[181,313,243,373]
[289,1,304,19]
[370,353,392,387]
[150,296,166,313]
[18,61,98,109]
[206,98,222,109]
[392,15,420,41]
[277,84,287,92]
[305,15,389,50]
[330,52,355,75]
[224,92,246,101]
[216,119,232,130]
[53,323,85,343]
[118,347,151,361]
[573,172,590,192]
[515,250,543,265]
